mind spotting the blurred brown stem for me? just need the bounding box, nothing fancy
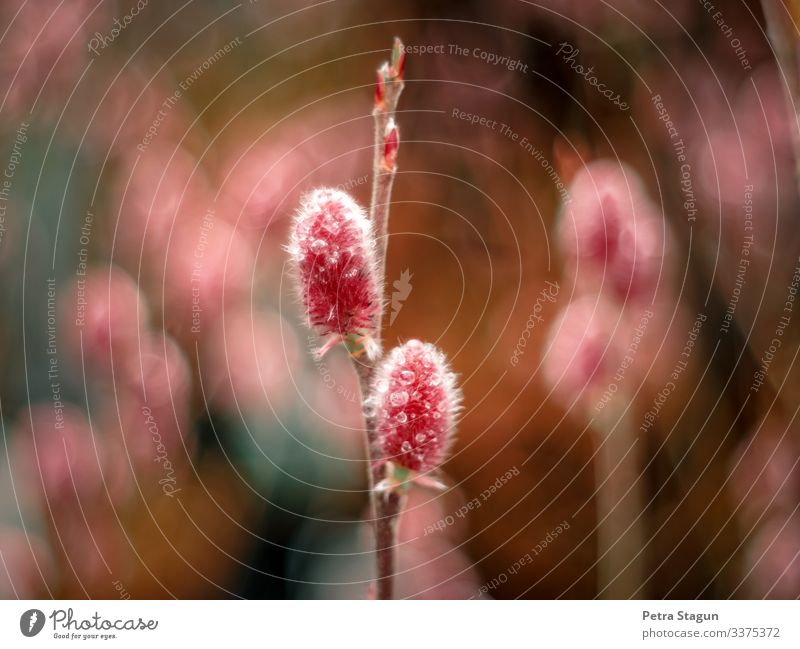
[594,402,646,599]
[374,489,402,599]
[760,1,800,404]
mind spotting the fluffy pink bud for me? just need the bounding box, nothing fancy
[289,188,381,355]
[373,340,461,473]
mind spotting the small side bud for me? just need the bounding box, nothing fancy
[288,188,382,358]
[373,339,461,473]
[375,69,386,109]
[382,119,399,171]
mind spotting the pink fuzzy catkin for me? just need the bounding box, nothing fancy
[373,340,461,473]
[289,188,381,356]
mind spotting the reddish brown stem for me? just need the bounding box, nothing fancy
[374,490,402,599]
[352,38,406,599]
[370,39,405,282]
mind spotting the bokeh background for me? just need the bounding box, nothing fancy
[1,0,799,599]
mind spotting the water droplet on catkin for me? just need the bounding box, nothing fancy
[390,390,408,407]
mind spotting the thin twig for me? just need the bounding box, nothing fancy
[351,37,405,600]
[370,37,405,282]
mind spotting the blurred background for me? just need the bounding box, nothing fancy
[1,0,799,599]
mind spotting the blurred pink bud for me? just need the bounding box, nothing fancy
[694,65,794,244]
[0,0,103,118]
[16,404,103,509]
[216,105,367,237]
[217,138,308,232]
[78,68,186,156]
[729,421,800,526]
[112,144,210,267]
[373,339,461,473]
[288,188,382,354]
[109,333,192,479]
[744,513,800,598]
[163,219,255,336]
[97,434,135,505]
[60,265,150,373]
[0,529,54,598]
[559,161,667,302]
[695,127,753,210]
[121,333,191,425]
[12,408,124,588]
[610,216,668,302]
[201,307,300,415]
[543,296,623,405]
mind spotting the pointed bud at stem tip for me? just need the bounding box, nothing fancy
[373,339,461,474]
[382,120,399,171]
[374,39,405,115]
[391,37,405,80]
[288,188,382,359]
